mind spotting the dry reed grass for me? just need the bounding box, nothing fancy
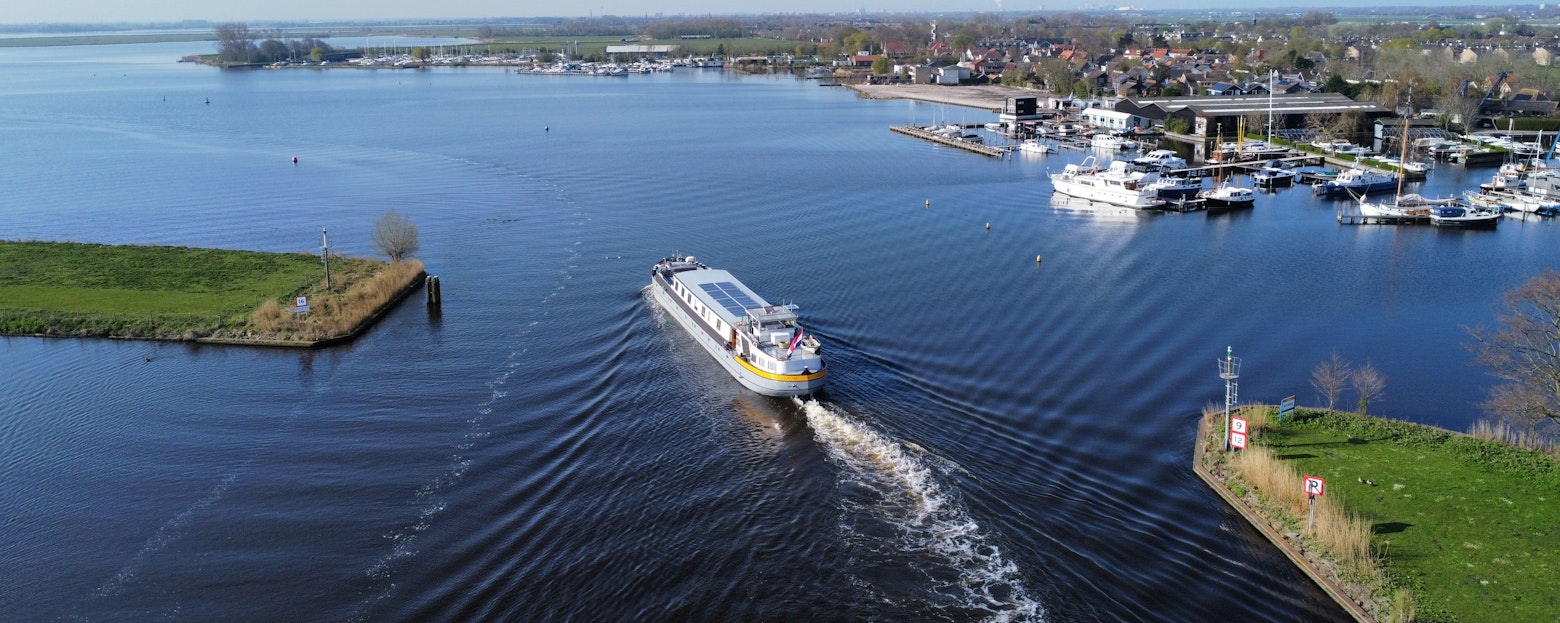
[1469,418,1557,455]
[1230,428,1375,578]
[250,298,285,332]
[1205,404,1408,620]
[242,259,423,341]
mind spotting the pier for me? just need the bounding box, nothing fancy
[1336,206,1433,226]
[890,125,1008,157]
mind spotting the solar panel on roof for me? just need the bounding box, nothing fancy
[700,282,752,316]
[715,282,759,309]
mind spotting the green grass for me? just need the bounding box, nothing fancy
[1260,409,1560,623]
[0,240,366,338]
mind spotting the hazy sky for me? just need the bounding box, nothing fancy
[9,1,973,24]
[0,0,1524,25]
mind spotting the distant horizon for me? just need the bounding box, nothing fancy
[0,1,1542,28]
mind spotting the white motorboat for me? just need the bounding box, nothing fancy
[1133,149,1187,170]
[1090,134,1127,150]
[1049,157,1165,208]
[1200,182,1256,210]
[1018,139,1053,154]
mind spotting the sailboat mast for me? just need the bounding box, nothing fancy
[1395,115,1409,200]
[1268,70,1275,144]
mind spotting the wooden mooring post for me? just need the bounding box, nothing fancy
[426,275,442,305]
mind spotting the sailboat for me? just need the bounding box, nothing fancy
[1358,115,1498,225]
[1356,116,1425,219]
[1201,136,1256,211]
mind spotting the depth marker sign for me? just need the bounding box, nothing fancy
[1303,475,1325,533]
[1230,417,1248,450]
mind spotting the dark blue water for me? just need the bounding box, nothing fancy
[3,42,1552,622]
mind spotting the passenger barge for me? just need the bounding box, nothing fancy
[650,256,827,397]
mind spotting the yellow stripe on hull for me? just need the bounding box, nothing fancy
[733,355,827,383]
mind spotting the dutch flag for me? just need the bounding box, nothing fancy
[787,327,805,355]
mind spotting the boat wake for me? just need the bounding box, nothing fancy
[796,398,1045,622]
[347,182,590,622]
[93,472,238,599]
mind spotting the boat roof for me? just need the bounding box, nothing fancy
[673,268,794,325]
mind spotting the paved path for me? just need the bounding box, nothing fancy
[847,83,1046,111]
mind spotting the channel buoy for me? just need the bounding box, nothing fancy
[1036,254,1043,265]
[925,199,930,207]
[985,222,990,230]
[292,156,298,164]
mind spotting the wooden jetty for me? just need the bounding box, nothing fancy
[1158,197,1206,212]
[1170,153,1326,178]
[890,125,1008,157]
[1335,203,1432,225]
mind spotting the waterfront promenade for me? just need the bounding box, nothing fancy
[849,83,1037,112]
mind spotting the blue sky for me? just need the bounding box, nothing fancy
[0,1,1527,26]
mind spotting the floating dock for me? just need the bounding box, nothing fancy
[890,125,1008,157]
[1335,205,1432,225]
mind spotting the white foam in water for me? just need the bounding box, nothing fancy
[95,472,238,598]
[797,399,1045,622]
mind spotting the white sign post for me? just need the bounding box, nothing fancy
[294,295,310,314]
[1304,476,1325,533]
[1230,417,1248,450]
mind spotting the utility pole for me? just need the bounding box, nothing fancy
[321,228,332,291]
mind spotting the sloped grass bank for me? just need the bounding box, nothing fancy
[1207,406,1560,623]
[0,241,421,346]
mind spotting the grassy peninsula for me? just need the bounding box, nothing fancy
[0,240,423,345]
[1200,406,1559,623]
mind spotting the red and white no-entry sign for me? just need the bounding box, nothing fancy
[1304,475,1325,497]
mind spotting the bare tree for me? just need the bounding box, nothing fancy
[215,23,258,64]
[1352,362,1385,415]
[1469,270,1560,438]
[1304,112,1338,142]
[371,210,419,263]
[1311,351,1351,410]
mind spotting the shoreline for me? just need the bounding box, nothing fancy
[196,269,426,349]
[1191,412,1378,622]
[4,269,426,349]
[846,83,1043,112]
[0,241,428,349]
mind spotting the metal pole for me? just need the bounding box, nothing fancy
[322,228,331,291]
[1307,494,1316,534]
[1224,346,1232,451]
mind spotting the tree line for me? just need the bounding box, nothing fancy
[214,23,335,64]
